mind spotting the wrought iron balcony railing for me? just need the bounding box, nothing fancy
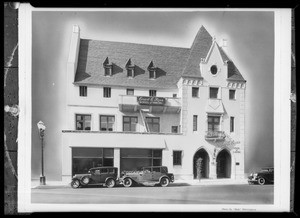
[205,131,226,140]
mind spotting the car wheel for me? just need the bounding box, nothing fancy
[71,179,80,189]
[123,178,133,188]
[258,177,266,185]
[160,177,170,187]
[106,178,115,188]
[81,176,90,185]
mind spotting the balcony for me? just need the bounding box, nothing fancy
[205,131,226,141]
[119,95,181,113]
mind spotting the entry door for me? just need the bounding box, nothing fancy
[217,157,226,178]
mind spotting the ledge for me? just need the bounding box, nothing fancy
[62,130,183,136]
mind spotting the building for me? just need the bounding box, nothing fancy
[61,24,246,182]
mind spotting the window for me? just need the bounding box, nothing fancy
[193,115,198,131]
[149,70,156,79]
[149,90,157,97]
[76,114,91,130]
[230,117,235,132]
[209,87,219,99]
[210,65,218,75]
[123,116,138,132]
[208,116,220,132]
[72,148,114,175]
[229,89,236,100]
[192,87,199,98]
[173,151,182,166]
[127,69,134,78]
[173,94,177,98]
[100,115,115,131]
[126,89,134,96]
[79,86,87,97]
[104,67,112,76]
[146,117,160,133]
[103,87,111,98]
[171,126,178,133]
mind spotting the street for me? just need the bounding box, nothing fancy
[31,183,273,204]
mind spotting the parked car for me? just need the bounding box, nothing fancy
[71,166,118,188]
[119,166,174,187]
[248,167,274,185]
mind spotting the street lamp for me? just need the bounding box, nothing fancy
[37,121,46,185]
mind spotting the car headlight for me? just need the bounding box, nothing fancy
[253,173,258,177]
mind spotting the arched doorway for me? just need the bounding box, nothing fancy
[216,149,231,178]
[193,149,210,179]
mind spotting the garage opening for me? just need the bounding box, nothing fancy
[120,148,162,173]
[72,148,114,175]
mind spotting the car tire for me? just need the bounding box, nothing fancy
[106,178,115,188]
[160,177,170,187]
[123,178,133,188]
[81,176,90,185]
[71,179,80,189]
[258,177,266,185]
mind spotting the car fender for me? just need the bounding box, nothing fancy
[159,175,169,183]
[122,176,138,183]
[105,177,116,183]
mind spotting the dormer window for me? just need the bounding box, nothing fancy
[126,58,135,78]
[103,57,113,76]
[148,61,156,79]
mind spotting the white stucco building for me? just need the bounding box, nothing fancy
[61,25,246,182]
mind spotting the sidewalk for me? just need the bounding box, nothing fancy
[32,178,248,189]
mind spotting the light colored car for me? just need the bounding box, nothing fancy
[119,166,174,187]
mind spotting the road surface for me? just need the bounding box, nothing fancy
[31,183,273,205]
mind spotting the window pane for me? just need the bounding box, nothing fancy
[76,122,83,130]
[123,117,130,122]
[153,118,159,123]
[103,158,114,166]
[214,117,220,123]
[210,87,218,98]
[153,150,162,157]
[73,148,103,157]
[153,159,161,166]
[130,124,136,131]
[104,148,114,158]
[208,117,213,122]
[108,116,114,123]
[101,116,107,122]
[152,167,160,172]
[123,123,130,131]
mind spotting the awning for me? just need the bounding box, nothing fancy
[205,99,225,114]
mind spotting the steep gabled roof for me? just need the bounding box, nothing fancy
[216,44,246,82]
[75,39,190,89]
[74,25,245,88]
[182,26,213,78]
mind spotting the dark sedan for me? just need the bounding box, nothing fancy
[248,167,274,185]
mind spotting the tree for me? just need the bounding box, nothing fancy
[196,157,203,181]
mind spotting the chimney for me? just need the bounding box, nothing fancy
[220,38,228,53]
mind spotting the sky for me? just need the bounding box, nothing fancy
[31,10,274,180]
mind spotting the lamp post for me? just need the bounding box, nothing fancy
[37,121,46,185]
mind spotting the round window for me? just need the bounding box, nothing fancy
[210,65,218,75]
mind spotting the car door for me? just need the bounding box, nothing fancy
[140,167,152,182]
[100,168,108,183]
[91,169,101,183]
[152,167,161,182]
